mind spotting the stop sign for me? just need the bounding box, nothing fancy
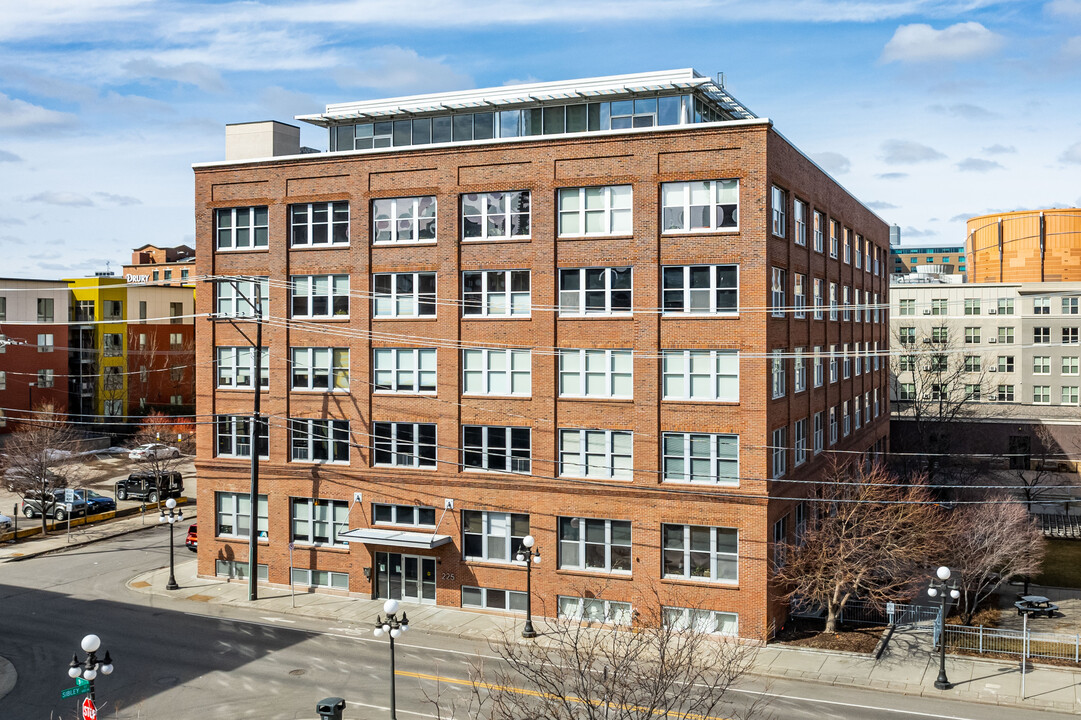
[82,697,97,720]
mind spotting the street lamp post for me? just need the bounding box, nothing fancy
[515,534,541,638]
[159,497,184,590]
[27,381,36,416]
[928,565,961,690]
[373,599,409,720]
[67,634,114,704]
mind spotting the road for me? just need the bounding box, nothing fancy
[0,529,1075,720]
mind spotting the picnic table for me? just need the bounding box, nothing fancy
[1015,595,1059,618]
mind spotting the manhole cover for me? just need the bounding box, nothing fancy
[289,669,306,676]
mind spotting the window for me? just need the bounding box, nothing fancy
[964,327,980,344]
[998,298,1014,314]
[793,273,805,318]
[842,344,851,379]
[664,606,738,636]
[829,406,838,443]
[874,293,881,323]
[372,348,433,393]
[215,206,268,250]
[842,286,851,321]
[662,524,738,583]
[794,200,807,246]
[964,298,981,315]
[1034,356,1051,375]
[36,368,54,388]
[963,355,981,373]
[103,333,123,356]
[293,347,350,391]
[0,371,4,390]
[855,233,863,268]
[931,326,948,343]
[964,384,981,401]
[771,186,786,237]
[462,510,528,563]
[773,516,788,566]
[559,596,632,625]
[181,269,188,280]
[1034,297,1050,314]
[874,388,881,417]
[37,333,53,352]
[291,498,349,546]
[873,341,881,371]
[0,297,4,321]
[660,349,738,402]
[829,345,839,382]
[794,348,806,393]
[463,348,530,396]
[216,415,269,458]
[829,282,838,321]
[661,264,738,315]
[928,354,948,372]
[169,301,184,324]
[290,201,349,246]
[829,219,839,258]
[813,278,824,319]
[813,347,823,387]
[164,270,172,281]
[463,586,527,613]
[771,350,785,398]
[1033,385,1051,404]
[463,425,531,473]
[930,298,947,315]
[1064,297,1079,315]
[899,298,915,316]
[560,429,633,479]
[1034,327,1050,344]
[997,384,1015,401]
[559,185,632,236]
[842,401,851,436]
[1062,386,1080,405]
[813,211,824,252]
[1064,328,1079,345]
[771,427,786,478]
[843,228,851,264]
[291,274,349,318]
[794,418,807,467]
[36,297,54,322]
[559,267,631,316]
[770,267,786,318]
[854,345,862,376]
[462,190,530,240]
[374,504,437,527]
[372,196,436,243]
[290,419,350,463]
[373,272,436,318]
[662,432,738,484]
[999,327,1014,343]
[102,365,122,392]
[373,422,437,468]
[558,517,631,573]
[216,492,268,538]
[290,568,349,590]
[558,349,632,398]
[813,412,824,454]
[1063,357,1079,375]
[217,347,270,388]
[462,269,531,318]
[661,180,738,232]
[216,277,268,318]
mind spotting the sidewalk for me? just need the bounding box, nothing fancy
[4,513,1081,713]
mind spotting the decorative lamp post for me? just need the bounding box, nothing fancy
[67,634,114,703]
[159,497,184,590]
[516,534,541,639]
[373,598,409,719]
[927,565,961,690]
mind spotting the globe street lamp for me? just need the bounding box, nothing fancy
[159,497,184,590]
[515,534,541,639]
[67,634,114,704]
[928,565,961,690]
[373,598,409,719]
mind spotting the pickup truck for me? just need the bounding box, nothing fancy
[114,471,184,503]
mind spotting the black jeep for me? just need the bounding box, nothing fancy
[114,471,184,503]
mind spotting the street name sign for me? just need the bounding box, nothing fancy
[60,685,89,699]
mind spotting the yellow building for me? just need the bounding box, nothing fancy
[66,277,130,419]
[967,208,1081,283]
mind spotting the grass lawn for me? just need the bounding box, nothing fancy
[1036,538,1081,589]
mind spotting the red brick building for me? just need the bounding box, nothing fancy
[0,279,70,429]
[123,244,196,287]
[193,70,889,637]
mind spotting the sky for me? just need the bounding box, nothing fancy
[0,0,1079,277]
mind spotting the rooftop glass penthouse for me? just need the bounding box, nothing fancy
[297,69,757,152]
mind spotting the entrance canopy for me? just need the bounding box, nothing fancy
[338,528,453,550]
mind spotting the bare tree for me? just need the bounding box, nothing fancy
[994,425,1080,512]
[129,412,192,478]
[943,499,1045,625]
[773,461,945,634]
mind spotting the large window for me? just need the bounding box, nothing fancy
[771,350,785,398]
[373,272,436,318]
[373,504,436,527]
[372,196,436,243]
[794,417,807,467]
[216,206,268,250]
[37,297,54,322]
[771,185,786,237]
[662,350,738,402]
[290,419,350,463]
[216,492,268,539]
[37,368,55,388]
[215,277,268,318]
[462,348,530,396]
[813,278,824,319]
[898,298,915,316]
[463,270,530,317]
[463,425,531,473]
[662,524,738,583]
[559,429,633,479]
[558,267,632,316]
[215,415,269,458]
[558,517,631,573]
[771,267,786,318]
[661,180,738,232]
[794,273,805,318]
[664,607,738,636]
[463,586,527,612]
[1034,327,1050,344]
[373,422,437,468]
[794,200,807,245]
[292,347,350,391]
[291,498,349,546]
[772,427,786,478]
[462,191,530,240]
[291,275,349,318]
[103,333,123,357]
[661,265,738,315]
[290,202,349,246]
[217,347,270,389]
[462,510,528,563]
[558,349,632,398]
[662,432,738,485]
[558,185,632,236]
[373,348,435,393]
[813,211,824,252]
[559,596,632,625]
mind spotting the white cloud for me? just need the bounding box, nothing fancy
[876,172,910,180]
[333,46,472,93]
[928,103,996,119]
[1046,0,1081,17]
[903,225,938,238]
[0,92,77,131]
[881,22,1004,63]
[880,139,946,164]
[94,192,142,206]
[259,86,319,120]
[811,151,851,174]
[1065,36,1081,56]
[956,157,1004,172]
[983,144,1016,154]
[0,149,22,162]
[24,192,95,207]
[0,0,153,41]
[1061,142,1081,164]
[122,58,227,93]
[866,201,900,210]
[0,216,26,226]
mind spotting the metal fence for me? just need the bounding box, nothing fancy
[792,598,939,629]
[942,624,1081,662]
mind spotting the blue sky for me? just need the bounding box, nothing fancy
[1,0,1079,276]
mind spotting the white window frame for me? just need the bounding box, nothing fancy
[215,491,268,539]
[463,586,527,613]
[292,347,350,391]
[661,350,739,402]
[559,429,633,480]
[215,277,269,319]
[1063,357,1079,376]
[813,411,823,454]
[462,425,531,474]
[771,185,787,237]
[373,422,437,468]
[559,349,633,399]
[794,199,807,246]
[771,427,786,478]
[290,201,349,247]
[462,269,531,318]
[462,348,531,396]
[217,346,270,389]
[813,211,825,252]
[1033,385,1051,404]
[771,350,785,399]
[559,266,633,316]
[1033,356,1051,375]
[829,406,838,444]
[37,368,55,388]
[373,348,435,394]
[215,415,269,459]
[557,516,632,573]
[462,510,529,563]
[559,596,632,625]
[290,418,350,463]
[664,606,738,636]
[215,206,268,250]
[291,274,349,319]
[373,272,437,318]
[37,333,54,352]
[813,346,823,387]
[1062,386,1080,405]
[794,418,807,467]
[771,267,786,318]
[662,432,739,485]
[372,195,436,244]
[794,273,806,318]
[794,348,806,393]
[829,282,838,321]
[813,278,824,319]
[291,497,349,547]
[661,264,738,316]
[373,504,437,527]
[661,524,738,584]
[660,180,739,233]
[558,185,632,237]
[462,190,531,240]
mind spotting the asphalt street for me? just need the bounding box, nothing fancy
[0,529,1076,720]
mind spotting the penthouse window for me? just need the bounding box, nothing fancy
[292,347,350,391]
[373,422,437,468]
[558,185,632,236]
[559,429,633,479]
[215,278,268,318]
[662,432,739,485]
[662,524,738,583]
[462,191,530,240]
[215,415,269,459]
[217,347,270,389]
[463,425,531,473]
[291,275,349,318]
[373,348,435,394]
[462,270,530,317]
[290,419,350,463]
[373,272,436,318]
[661,180,738,232]
[462,510,528,563]
[558,517,631,573]
[215,207,268,250]
[290,202,349,247]
[462,348,531,396]
[558,349,632,398]
[372,196,436,244]
[559,267,632,316]
[661,265,738,315]
[661,350,738,402]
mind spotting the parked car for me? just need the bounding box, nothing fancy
[76,489,116,515]
[185,523,197,552]
[22,489,88,521]
[0,513,12,534]
[128,443,181,461]
[114,471,184,503]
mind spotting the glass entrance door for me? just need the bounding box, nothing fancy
[375,552,436,604]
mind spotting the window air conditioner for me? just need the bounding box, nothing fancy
[923,338,933,344]
[989,394,998,401]
[988,367,997,372]
[988,308,997,314]
[988,337,998,343]
[923,310,932,315]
